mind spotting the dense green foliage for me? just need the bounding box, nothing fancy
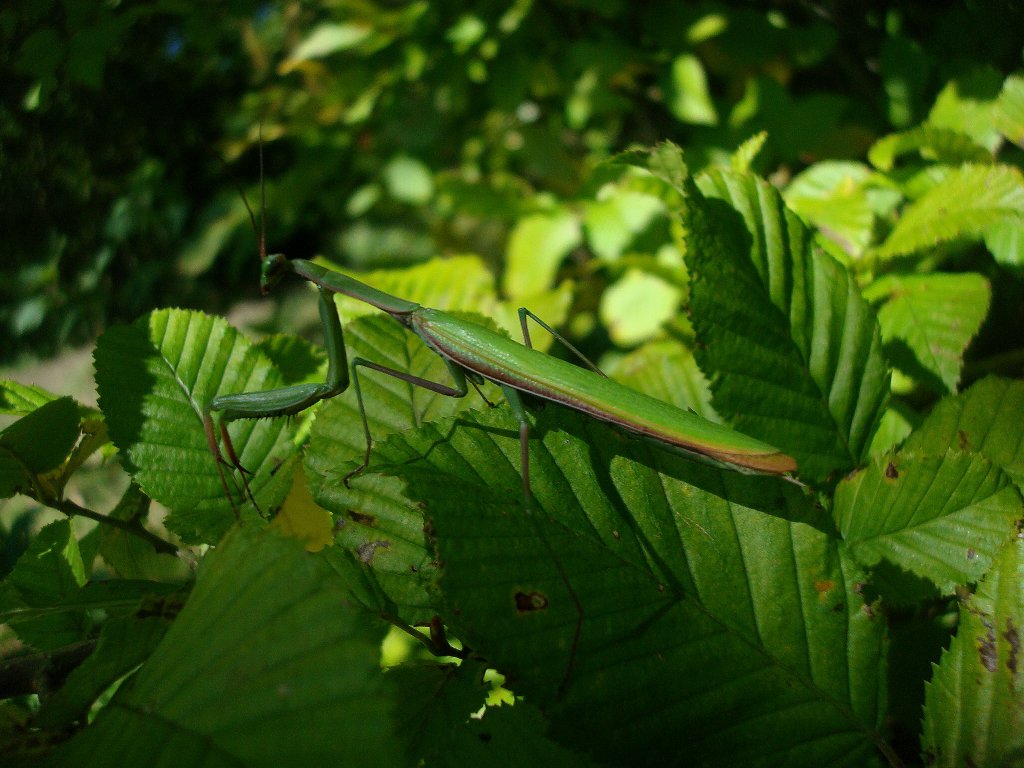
[3,2,1024,766]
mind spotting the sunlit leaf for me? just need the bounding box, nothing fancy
[863,272,990,394]
[668,54,718,126]
[876,164,1024,259]
[94,310,299,544]
[904,376,1024,491]
[691,169,889,482]
[993,73,1024,148]
[504,210,581,298]
[834,450,1020,593]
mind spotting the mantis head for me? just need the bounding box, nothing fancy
[259,253,289,295]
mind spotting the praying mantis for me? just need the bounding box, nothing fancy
[203,154,797,512]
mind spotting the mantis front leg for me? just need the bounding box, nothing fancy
[204,286,348,506]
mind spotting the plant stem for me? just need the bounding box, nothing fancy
[51,498,180,557]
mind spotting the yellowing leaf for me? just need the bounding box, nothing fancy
[271,466,334,552]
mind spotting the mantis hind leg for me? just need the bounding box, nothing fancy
[344,356,470,486]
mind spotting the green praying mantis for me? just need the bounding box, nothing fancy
[203,153,797,512]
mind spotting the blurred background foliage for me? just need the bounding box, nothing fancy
[2,0,1023,363]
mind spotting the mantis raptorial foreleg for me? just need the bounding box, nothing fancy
[204,285,349,507]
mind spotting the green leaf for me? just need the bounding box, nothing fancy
[904,376,1024,491]
[305,315,496,622]
[94,310,300,544]
[993,73,1024,148]
[394,661,597,767]
[863,272,991,394]
[867,126,992,172]
[834,451,1020,593]
[598,267,681,346]
[730,131,768,173]
[363,405,886,765]
[98,484,184,581]
[876,164,1024,259]
[0,519,87,650]
[0,396,80,499]
[983,216,1024,268]
[36,614,171,730]
[255,334,326,387]
[784,161,876,258]
[0,379,59,415]
[504,210,582,298]
[383,154,434,205]
[582,191,664,263]
[53,526,399,767]
[288,22,371,61]
[921,535,1024,767]
[667,53,718,126]
[690,170,889,482]
[927,67,1004,151]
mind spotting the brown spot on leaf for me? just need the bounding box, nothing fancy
[815,579,836,595]
[612,530,621,540]
[357,540,390,563]
[885,461,899,480]
[861,604,875,620]
[514,591,549,612]
[958,430,970,451]
[347,510,376,526]
[978,618,998,673]
[966,547,977,561]
[1005,619,1020,674]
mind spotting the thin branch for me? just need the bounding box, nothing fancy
[49,498,181,558]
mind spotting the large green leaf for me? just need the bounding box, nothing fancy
[834,451,1020,593]
[94,309,300,544]
[876,164,1024,259]
[305,314,499,622]
[36,613,171,729]
[342,403,887,766]
[53,525,399,767]
[863,272,990,394]
[921,536,1024,767]
[690,168,889,482]
[904,376,1024,491]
